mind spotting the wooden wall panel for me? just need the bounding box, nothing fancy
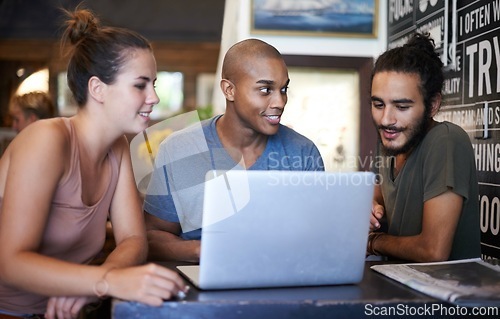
[0,39,220,125]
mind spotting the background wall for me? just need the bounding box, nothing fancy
[386,0,500,259]
[0,0,225,125]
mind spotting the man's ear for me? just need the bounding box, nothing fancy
[220,79,235,102]
[88,76,105,103]
[429,93,442,118]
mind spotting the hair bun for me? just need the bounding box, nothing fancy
[64,9,100,45]
[405,33,436,55]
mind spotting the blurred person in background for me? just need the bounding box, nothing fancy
[9,91,56,133]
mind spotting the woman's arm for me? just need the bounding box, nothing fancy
[0,120,101,296]
[0,125,186,301]
[105,136,148,268]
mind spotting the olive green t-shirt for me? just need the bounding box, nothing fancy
[378,121,481,260]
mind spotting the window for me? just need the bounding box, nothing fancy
[16,68,49,95]
[151,71,183,119]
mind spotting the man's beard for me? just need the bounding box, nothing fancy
[377,113,430,157]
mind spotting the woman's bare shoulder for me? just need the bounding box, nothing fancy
[7,118,71,161]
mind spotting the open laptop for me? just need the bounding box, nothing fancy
[177,170,375,290]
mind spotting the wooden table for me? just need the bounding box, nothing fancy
[112,261,445,318]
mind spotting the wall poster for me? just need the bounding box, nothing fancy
[251,0,378,38]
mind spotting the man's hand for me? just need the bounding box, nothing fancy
[370,201,384,231]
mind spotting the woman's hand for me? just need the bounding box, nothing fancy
[45,296,97,319]
[44,263,187,318]
[106,263,188,306]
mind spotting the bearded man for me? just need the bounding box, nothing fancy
[367,33,481,262]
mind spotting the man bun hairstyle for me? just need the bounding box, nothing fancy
[372,33,444,113]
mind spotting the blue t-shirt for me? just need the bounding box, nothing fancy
[144,115,324,239]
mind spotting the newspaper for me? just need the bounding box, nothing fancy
[371,258,500,307]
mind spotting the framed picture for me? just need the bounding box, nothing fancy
[251,0,378,38]
[281,55,376,171]
[281,67,360,172]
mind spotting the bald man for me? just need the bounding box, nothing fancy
[144,39,324,262]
